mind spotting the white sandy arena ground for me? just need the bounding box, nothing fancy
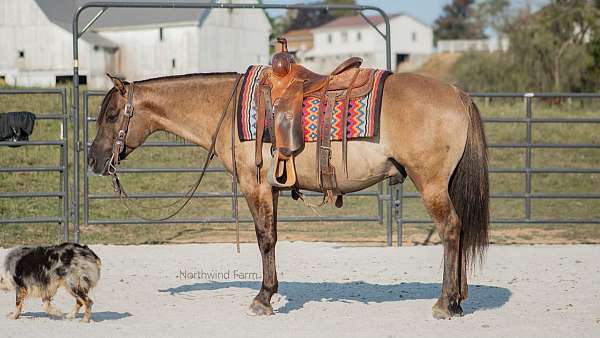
[0,242,599,337]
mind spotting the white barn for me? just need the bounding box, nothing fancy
[302,14,433,73]
[0,0,271,89]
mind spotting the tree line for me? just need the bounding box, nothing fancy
[439,0,600,92]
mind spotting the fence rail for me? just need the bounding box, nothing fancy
[0,89,69,241]
[82,90,389,243]
[394,92,600,245]
[1,90,599,245]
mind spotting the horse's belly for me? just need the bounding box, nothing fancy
[292,141,396,193]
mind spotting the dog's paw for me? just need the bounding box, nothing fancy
[50,313,66,320]
[6,312,19,320]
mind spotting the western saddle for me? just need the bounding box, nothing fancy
[255,37,377,206]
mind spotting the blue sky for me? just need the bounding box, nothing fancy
[265,0,549,26]
[265,0,455,26]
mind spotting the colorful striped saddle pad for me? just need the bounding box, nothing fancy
[237,65,390,142]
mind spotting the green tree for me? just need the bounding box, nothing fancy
[451,0,600,92]
[509,1,598,91]
[434,0,486,42]
[280,0,357,33]
[475,0,511,37]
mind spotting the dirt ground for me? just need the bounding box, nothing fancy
[0,242,599,337]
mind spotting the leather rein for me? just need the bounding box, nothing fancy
[106,77,242,251]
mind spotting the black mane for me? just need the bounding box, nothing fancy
[97,72,240,123]
[135,72,239,84]
[96,87,117,125]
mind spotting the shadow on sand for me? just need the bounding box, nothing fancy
[159,281,510,315]
[18,311,132,322]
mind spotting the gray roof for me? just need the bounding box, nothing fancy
[35,0,214,31]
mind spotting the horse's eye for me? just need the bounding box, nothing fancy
[107,112,119,123]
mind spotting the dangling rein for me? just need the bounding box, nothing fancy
[107,76,243,252]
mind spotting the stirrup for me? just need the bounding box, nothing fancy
[267,150,297,188]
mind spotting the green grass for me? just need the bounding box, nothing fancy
[1,91,599,247]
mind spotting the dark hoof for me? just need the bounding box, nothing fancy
[432,300,463,320]
[247,299,273,316]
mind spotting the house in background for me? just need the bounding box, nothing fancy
[0,0,271,89]
[283,29,314,54]
[298,13,433,74]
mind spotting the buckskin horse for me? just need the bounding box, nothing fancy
[88,58,489,319]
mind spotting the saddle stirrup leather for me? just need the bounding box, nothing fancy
[255,37,374,206]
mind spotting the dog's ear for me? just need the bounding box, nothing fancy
[106,73,126,96]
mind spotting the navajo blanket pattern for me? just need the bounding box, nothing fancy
[237,65,390,142]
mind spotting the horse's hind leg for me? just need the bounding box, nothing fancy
[418,180,464,319]
[242,181,279,316]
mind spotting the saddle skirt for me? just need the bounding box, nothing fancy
[236,39,390,201]
[237,65,390,143]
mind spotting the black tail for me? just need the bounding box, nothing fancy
[450,91,490,269]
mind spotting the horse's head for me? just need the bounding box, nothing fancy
[88,75,152,175]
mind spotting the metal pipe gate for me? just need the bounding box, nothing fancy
[0,89,69,242]
[83,90,387,233]
[71,2,394,244]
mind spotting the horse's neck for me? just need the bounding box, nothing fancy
[142,75,237,152]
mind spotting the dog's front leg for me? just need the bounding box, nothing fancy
[6,287,27,320]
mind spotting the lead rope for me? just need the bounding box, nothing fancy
[231,75,241,253]
[112,75,243,223]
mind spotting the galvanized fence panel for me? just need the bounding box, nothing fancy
[393,93,600,246]
[71,1,394,244]
[82,90,389,243]
[0,89,69,242]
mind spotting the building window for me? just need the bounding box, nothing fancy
[159,27,163,41]
[357,32,362,41]
[327,34,332,44]
[341,31,348,42]
[411,32,417,42]
[18,50,25,58]
[171,58,176,68]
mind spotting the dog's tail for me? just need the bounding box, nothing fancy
[80,244,102,268]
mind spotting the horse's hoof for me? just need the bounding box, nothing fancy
[449,302,464,317]
[6,312,19,320]
[247,299,273,316]
[432,307,452,320]
[432,300,463,319]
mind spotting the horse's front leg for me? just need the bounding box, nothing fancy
[242,181,279,315]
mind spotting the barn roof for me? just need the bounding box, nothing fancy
[314,13,430,31]
[35,0,214,31]
[316,14,401,30]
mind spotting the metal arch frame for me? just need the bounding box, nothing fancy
[72,2,394,244]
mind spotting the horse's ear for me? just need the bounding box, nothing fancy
[106,73,126,96]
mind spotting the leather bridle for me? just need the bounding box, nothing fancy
[107,82,135,186]
[105,76,243,253]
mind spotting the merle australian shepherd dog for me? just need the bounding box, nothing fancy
[0,243,101,322]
